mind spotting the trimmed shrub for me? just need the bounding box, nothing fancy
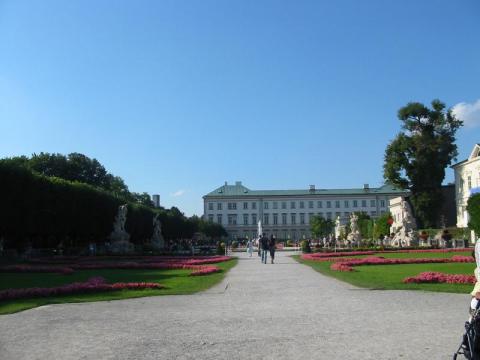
[300,240,311,253]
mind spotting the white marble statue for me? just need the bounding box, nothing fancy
[108,204,133,253]
[391,199,418,247]
[335,216,341,240]
[150,214,165,250]
[347,213,361,245]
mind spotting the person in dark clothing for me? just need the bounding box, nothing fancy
[260,233,269,264]
[269,235,276,264]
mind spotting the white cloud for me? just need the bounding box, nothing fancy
[171,189,186,197]
[452,99,480,128]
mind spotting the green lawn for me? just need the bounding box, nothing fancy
[0,258,237,315]
[294,253,475,294]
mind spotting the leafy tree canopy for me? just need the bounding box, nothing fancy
[383,100,462,228]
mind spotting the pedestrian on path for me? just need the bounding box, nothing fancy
[246,239,253,257]
[257,237,261,257]
[260,233,269,264]
[269,235,276,264]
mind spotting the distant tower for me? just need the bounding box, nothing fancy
[152,194,160,208]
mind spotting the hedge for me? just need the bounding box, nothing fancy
[0,162,192,250]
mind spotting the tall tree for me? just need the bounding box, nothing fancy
[383,100,462,228]
[310,216,334,238]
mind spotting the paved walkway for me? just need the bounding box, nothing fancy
[0,252,471,359]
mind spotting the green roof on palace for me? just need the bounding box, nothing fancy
[204,183,407,198]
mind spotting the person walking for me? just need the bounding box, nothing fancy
[260,233,269,264]
[246,238,253,257]
[269,235,276,264]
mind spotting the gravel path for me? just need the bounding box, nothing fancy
[0,251,471,359]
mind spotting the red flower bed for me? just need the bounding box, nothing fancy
[0,276,163,301]
[327,256,474,272]
[403,272,476,285]
[0,265,74,275]
[0,256,230,276]
[302,248,471,261]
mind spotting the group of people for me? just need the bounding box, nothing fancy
[246,233,276,264]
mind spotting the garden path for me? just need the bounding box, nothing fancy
[0,251,471,359]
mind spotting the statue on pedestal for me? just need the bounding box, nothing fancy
[108,204,134,254]
[347,213,361,246]
[150,214,165,250]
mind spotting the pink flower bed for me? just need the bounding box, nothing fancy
[403,272,476,285]
[327,256,474,272]
[0,256,230,276]
[0,276,163,301]
[302,248,471,261]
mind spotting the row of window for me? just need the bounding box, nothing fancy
[459,174,480,194]
[207,211,384,225]
[208,199,386,211]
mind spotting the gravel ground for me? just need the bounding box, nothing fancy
[0,251,471,359]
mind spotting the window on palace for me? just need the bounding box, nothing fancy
[309,213,314,222]
[273,202,278,209]
[326,212,332,220]
[282,213,287,225]
[309,201,314,209]
[208,203,213,210]
[273,213,278,225]
[243,202,248,210]
[361,200,367,207]
[380,200,385,207]
[299,201,304,209]
[264,202,269,209]
[243,214,248,225]
[335,212,341,218]
[282,202,287,209]
[208,214,214,222]
[335,201,340,208]
[228,214,237,225]
[353,200,358,207]
[370,200,376,207]
[264,213,269,225]
[291,201,296,209]
[217,203,222,210]
[291,213,296,224]
[344,200,349,208]
[252,202,257,209]
[300,213,305,224]
[326,201,331,208]
[217,214,222,224]
[468,176,472,190]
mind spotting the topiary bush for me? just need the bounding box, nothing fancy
[300,240,311,253]
[468,194,480,236]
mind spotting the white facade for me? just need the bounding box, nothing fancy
[452,144,480,235]
[389,196,404,234]
[203,182,407,240]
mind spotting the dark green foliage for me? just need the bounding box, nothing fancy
[310,215,334,238]
[383,100,462,228]
[373,212,392,239]
[300,240,311,253]
[468,194,480,235]
[0,162,215,251]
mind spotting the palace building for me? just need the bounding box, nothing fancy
[203,181,407,240]
[452,143,480,241]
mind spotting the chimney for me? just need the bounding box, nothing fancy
[309,185,315,193]
[363,184,369,191]
[235,181,242,186]
[152,194,160,208]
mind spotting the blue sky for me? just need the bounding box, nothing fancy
[1,0,479,216]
